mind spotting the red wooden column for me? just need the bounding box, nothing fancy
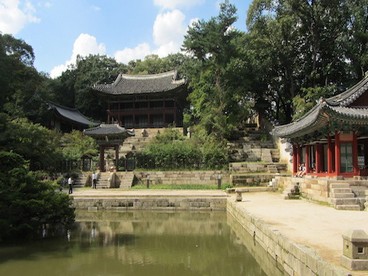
[334,131,341,176]
[352,132,359,175]
[292,144,298,175]
[305,145,310,173]
[315,143,321,173]
[327,135,333,174]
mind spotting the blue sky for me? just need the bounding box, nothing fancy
[0,0,251,78]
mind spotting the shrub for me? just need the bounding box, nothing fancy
[0,151,75,241]
[136,128,227,170]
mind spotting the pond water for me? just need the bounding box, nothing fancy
[0,211,268,276]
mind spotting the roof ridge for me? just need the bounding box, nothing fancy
[327,75,368,106]
[120,70,177,80]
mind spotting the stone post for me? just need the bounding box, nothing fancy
[146,174,150,189]
[235,190,242,202]
[217,173,222,189]
[341,229,368,271]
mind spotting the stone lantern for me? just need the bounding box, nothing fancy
[341,229,368,270]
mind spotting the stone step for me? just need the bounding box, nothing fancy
[335,205,361,211]
[330,198,359,205]
[330,192,355,198]
[330,183,351,189]
[330,188,353,193]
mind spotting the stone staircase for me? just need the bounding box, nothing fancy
[118,172,135,189]
[228,127,289,187]
[96,172,111,189]
[119,127,171,156]
[74,173,89,188]
[329,183,361,211]
[228,129,280,163]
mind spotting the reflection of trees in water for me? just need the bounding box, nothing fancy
[0,211,266,276]
[70,211,266,275]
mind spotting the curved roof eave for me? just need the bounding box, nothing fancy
[272,102,326,138]
[327,75,368,106]
[84,124,135,137]
[49,102,99,127]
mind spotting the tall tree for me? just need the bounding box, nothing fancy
[182,1,252,139]
[0,34,42,118]
[246,0,368,123]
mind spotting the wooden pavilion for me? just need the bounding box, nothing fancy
[273,75,368,178]
[83,124,134,172]
[92,71,187,128]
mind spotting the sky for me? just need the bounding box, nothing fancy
[0,0,251,78]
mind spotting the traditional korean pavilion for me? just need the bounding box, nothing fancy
[47,102,99,132]
[84,124,134,172]
[273,74,368,178]
[92,71,187,128]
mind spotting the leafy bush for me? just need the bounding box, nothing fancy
[136,128,228,170]
[0,151,75,241]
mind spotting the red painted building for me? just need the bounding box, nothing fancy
[273,75,368,178]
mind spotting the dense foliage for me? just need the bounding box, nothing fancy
[245,0,368,123]
[182,2,253,139]
[0,151,75,241]
[136,128,228,170]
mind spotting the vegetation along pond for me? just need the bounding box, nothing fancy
[0,211,272,276]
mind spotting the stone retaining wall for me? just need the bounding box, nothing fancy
[134,171,229,186]
[276,176,368,204]
[227,200,347,276]
[73,196,226,211]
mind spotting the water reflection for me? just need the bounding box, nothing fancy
[0,211,267,276]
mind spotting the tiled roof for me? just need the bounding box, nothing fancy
[272,74,368,138]
[83,124,135,137]
[48,102,99,127]
[272,102,327,138]
[93,70,186,96]
[272,103,368,138]
[326,75,368,106]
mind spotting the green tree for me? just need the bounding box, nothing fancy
[61,130,98,161]
[0,151,75,241]
[344,0,368,80]
[0,34,43,118]
[245,0,368,123]
[128,53,190,75]
[182,1,252,139]
[0,114,63,172]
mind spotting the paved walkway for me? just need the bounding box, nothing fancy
[71,188,368,273]
[233,192,368,274]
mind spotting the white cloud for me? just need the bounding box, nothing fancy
[114,9,187,63]
[0,0,40,34]
[153,9,185,46]
[50,3,194,76]
[114,43,151,64]
[50,33,106,78]
[154,0,204,10]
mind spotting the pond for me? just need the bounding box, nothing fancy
[0,211,268,276]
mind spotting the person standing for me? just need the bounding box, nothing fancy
[92,172,97,189]
[68,176,73,194]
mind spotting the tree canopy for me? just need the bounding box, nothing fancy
[182,1,253,140]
